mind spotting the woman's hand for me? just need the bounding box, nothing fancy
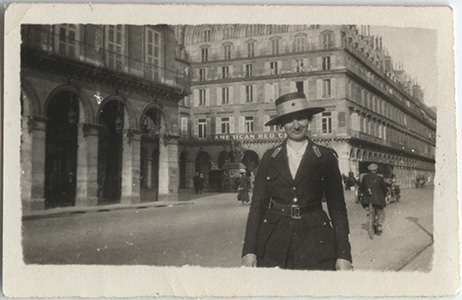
[241,253,257,267]
[336,258,353,271]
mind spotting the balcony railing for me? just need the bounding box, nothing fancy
[22,27,190,91]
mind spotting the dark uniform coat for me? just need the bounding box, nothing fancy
[242,139,352,270]
[359,172,388,207]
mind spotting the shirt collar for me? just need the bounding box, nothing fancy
[286,139,309,157]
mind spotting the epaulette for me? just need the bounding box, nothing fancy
[271,145,282,158]
[312,145,322,158]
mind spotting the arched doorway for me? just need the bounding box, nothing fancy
[140,108,162,202]
[179,152,187,189]
[97,100,124,204]
[218,150,231,169]
[195,151,211,189]
[44,90,79,208]
[242,150,259,174]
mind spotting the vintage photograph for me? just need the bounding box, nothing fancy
[20,23,436,270]
[3,3,458,298]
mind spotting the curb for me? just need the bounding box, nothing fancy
[22,201,195,221]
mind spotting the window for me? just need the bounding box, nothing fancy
[203,29,211,42]
[295,59,304,72]
[199,68,206,81]
[181,117,188,134]
[322,31,333,48]
[322,56,331,70]
[322,112,332,134]
[144,27,162,80]
[247,42,255,57]
[198,119,207,138]
[221,117,230,134]
[323,79,331,98]
[245,64,253,77]
[201,47,208,62]
[272,39,279,55]
[245,116,254,132]
[222,66,229,79]
[296,81,304,93]
[270,62,278,75]
[338,112,346,127]
[223,44,232,60]
[222,87,229,105]
[56,24,78,58]
[295,35,306,52]
[199,89,206,106]
[245,85,253,103]
[106,25,125,71]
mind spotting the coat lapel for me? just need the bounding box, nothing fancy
[269,140,294,184]
[294,139,322,184]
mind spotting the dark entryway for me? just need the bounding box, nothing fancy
[44,91,79,208]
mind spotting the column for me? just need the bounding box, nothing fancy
[120,130,141,204]
[21,116,47,212]
[157,135,180,201]
[75,123,99,207]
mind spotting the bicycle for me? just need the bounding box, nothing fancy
[367,203,375,239]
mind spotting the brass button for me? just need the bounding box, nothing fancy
[281,209,285,212]
[292,187,296,191]
[263,219,267,223]
[293,198,298,203]
[266,176,270,180]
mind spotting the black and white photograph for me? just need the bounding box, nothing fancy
[3,3,458,298]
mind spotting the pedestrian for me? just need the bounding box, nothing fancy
[197,173,205,194]
[249,171,255,192]
[193,172,200,194]
[237,172,250,205]
[241,92,352,271]
[359,163,388,235]
[345,171,357,191]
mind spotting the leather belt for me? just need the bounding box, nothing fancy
[269,199,322,219]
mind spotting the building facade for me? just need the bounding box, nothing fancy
[176,24,436,191]
[21,24,190,213]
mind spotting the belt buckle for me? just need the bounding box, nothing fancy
[291,205,301,219]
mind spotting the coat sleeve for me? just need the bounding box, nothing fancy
[323,150,352,262]
[242,151,271,257]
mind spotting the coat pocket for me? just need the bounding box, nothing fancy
[256,212,280,257]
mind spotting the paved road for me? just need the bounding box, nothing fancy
[22,186,433,271]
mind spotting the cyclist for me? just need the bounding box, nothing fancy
[359,163,388,235]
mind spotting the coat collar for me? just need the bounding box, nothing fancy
[269,138,322,184]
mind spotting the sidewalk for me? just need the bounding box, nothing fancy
[22,189,225,221]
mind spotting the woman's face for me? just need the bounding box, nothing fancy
[281,112,310,142]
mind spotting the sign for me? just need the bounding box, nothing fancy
[213,132,287,141]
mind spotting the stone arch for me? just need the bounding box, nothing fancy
[44,84,94,124]
[350,148,356,160]
[96,94,137,129]
[20,77,41,117]
[139,102,172,135]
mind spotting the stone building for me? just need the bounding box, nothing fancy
[176,24,436,191]
[21,24,190,213]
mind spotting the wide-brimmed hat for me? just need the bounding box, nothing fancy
[368,163,378,171]
[265,92,325,126]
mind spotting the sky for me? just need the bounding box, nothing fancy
[369,26,438,108]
